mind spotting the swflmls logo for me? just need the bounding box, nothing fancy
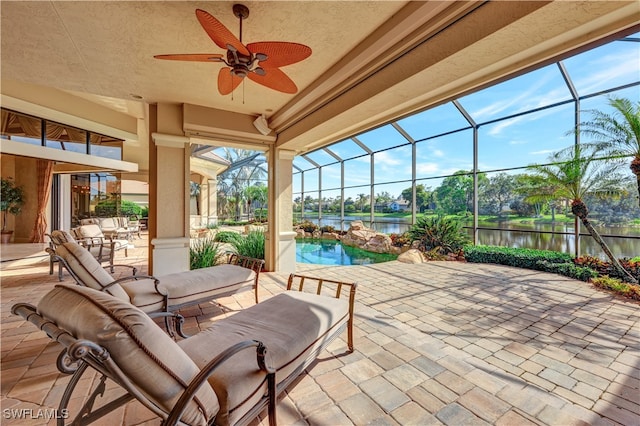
[2,408,69,420]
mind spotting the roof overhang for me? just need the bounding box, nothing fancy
[0,139,138,174]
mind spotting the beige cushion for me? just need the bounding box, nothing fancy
[179,291,349,426]
[161,265,254,308]
[37,285,219,426]
[121,264,255,312]
[98,217,118,230]
[50,230,76,245]
[55,242,130,301]
[77,224,105,239]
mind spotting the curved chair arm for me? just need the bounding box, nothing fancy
[165,340,275,426]
[102,264,138,276]
[147,311,187,339]
[105,275,166,296]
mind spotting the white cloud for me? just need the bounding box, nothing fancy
[573,51,640,94]
[530,149,555,155]
[416,163,440,174]
[509,140,528,145]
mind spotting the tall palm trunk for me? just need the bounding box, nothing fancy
[632,155,640,208]
[572,200,637,283]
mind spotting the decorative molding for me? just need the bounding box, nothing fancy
[151,132,190,148]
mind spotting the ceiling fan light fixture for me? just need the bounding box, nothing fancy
[154,5,311,95]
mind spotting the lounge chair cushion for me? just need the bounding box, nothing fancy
[76,224,105,239]
[55,242,131,301]
[178,291,350,426]
[37,285,219,426]
[121,264,256,312]
[75,224,129,250]
[50,229,76,244]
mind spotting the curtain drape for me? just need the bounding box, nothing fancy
[29,160,54,243]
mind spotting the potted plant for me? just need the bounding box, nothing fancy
[1,177,25,243]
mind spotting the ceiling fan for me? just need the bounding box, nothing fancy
[154,4,312,95]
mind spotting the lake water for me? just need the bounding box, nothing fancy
[296,239,397,265]
[308,215,640,259]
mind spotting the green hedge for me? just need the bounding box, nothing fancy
[463,245,572,269]
[535,260,598,282]
[462,245,597,281]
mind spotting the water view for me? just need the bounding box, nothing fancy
[308,215,640,259]
[296,239,397,265]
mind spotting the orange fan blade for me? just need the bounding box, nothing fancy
[218,67,243,95]
[154,53,223,62]
[248,68,298,94]
[196,9,250,56]
[247,42,311,68]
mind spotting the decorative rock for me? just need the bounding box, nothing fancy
[349,220,366,231]
[341,222,392,254]
[397,249,426,264]
[322,232,340,240]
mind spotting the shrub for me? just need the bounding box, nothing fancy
[94,200,142,217]
[214,231,243,244]
[231,230,265,260]
[190,237,223,270]
[464,245,573,269]
[407,216,471,255]
[389,232,411,247]
[574,255,640,283]
[299,220,318,233]
[592,276,640,301]
[535,260,598,282]
[320,225,336,234]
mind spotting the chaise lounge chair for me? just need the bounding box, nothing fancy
[47,229,130,278]
[48,241,264,316]
[11,274,356,425]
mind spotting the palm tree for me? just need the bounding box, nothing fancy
[217,149,266,221]
[530,145,636,283]
[244,184,268,221]
[578,97,640,207]
[190,182,201,215]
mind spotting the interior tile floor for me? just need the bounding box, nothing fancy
[1,234,638,425]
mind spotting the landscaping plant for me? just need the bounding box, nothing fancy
[529,145,636,283]
[190,236,223,270]
[591,276,640,301]
[231,230,265,260]
[407,215,471,255]
[214,231,244,245]
[1,177,24,233]
[577,97,640,207]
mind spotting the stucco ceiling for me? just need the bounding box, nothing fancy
[1,1,407,117]
[1,1,639,156]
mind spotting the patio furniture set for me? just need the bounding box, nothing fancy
[15,233,357,425]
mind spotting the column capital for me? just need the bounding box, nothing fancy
[266,148,296,160]
[152,133,190,148]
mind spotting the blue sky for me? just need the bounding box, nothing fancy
[292,33,640,201]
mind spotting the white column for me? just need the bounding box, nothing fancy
[207,178,218,225]
[150,130,190,276]
[265,148,297,273]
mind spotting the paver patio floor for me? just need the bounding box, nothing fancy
[1,236,638,425]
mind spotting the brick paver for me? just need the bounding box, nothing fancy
[1,234,639,425]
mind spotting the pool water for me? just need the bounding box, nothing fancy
[296,239,397,265]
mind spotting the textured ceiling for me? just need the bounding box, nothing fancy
[1,1,639,155]
[0,1,407,118]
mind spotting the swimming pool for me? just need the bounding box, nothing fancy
[296,239,397,265]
